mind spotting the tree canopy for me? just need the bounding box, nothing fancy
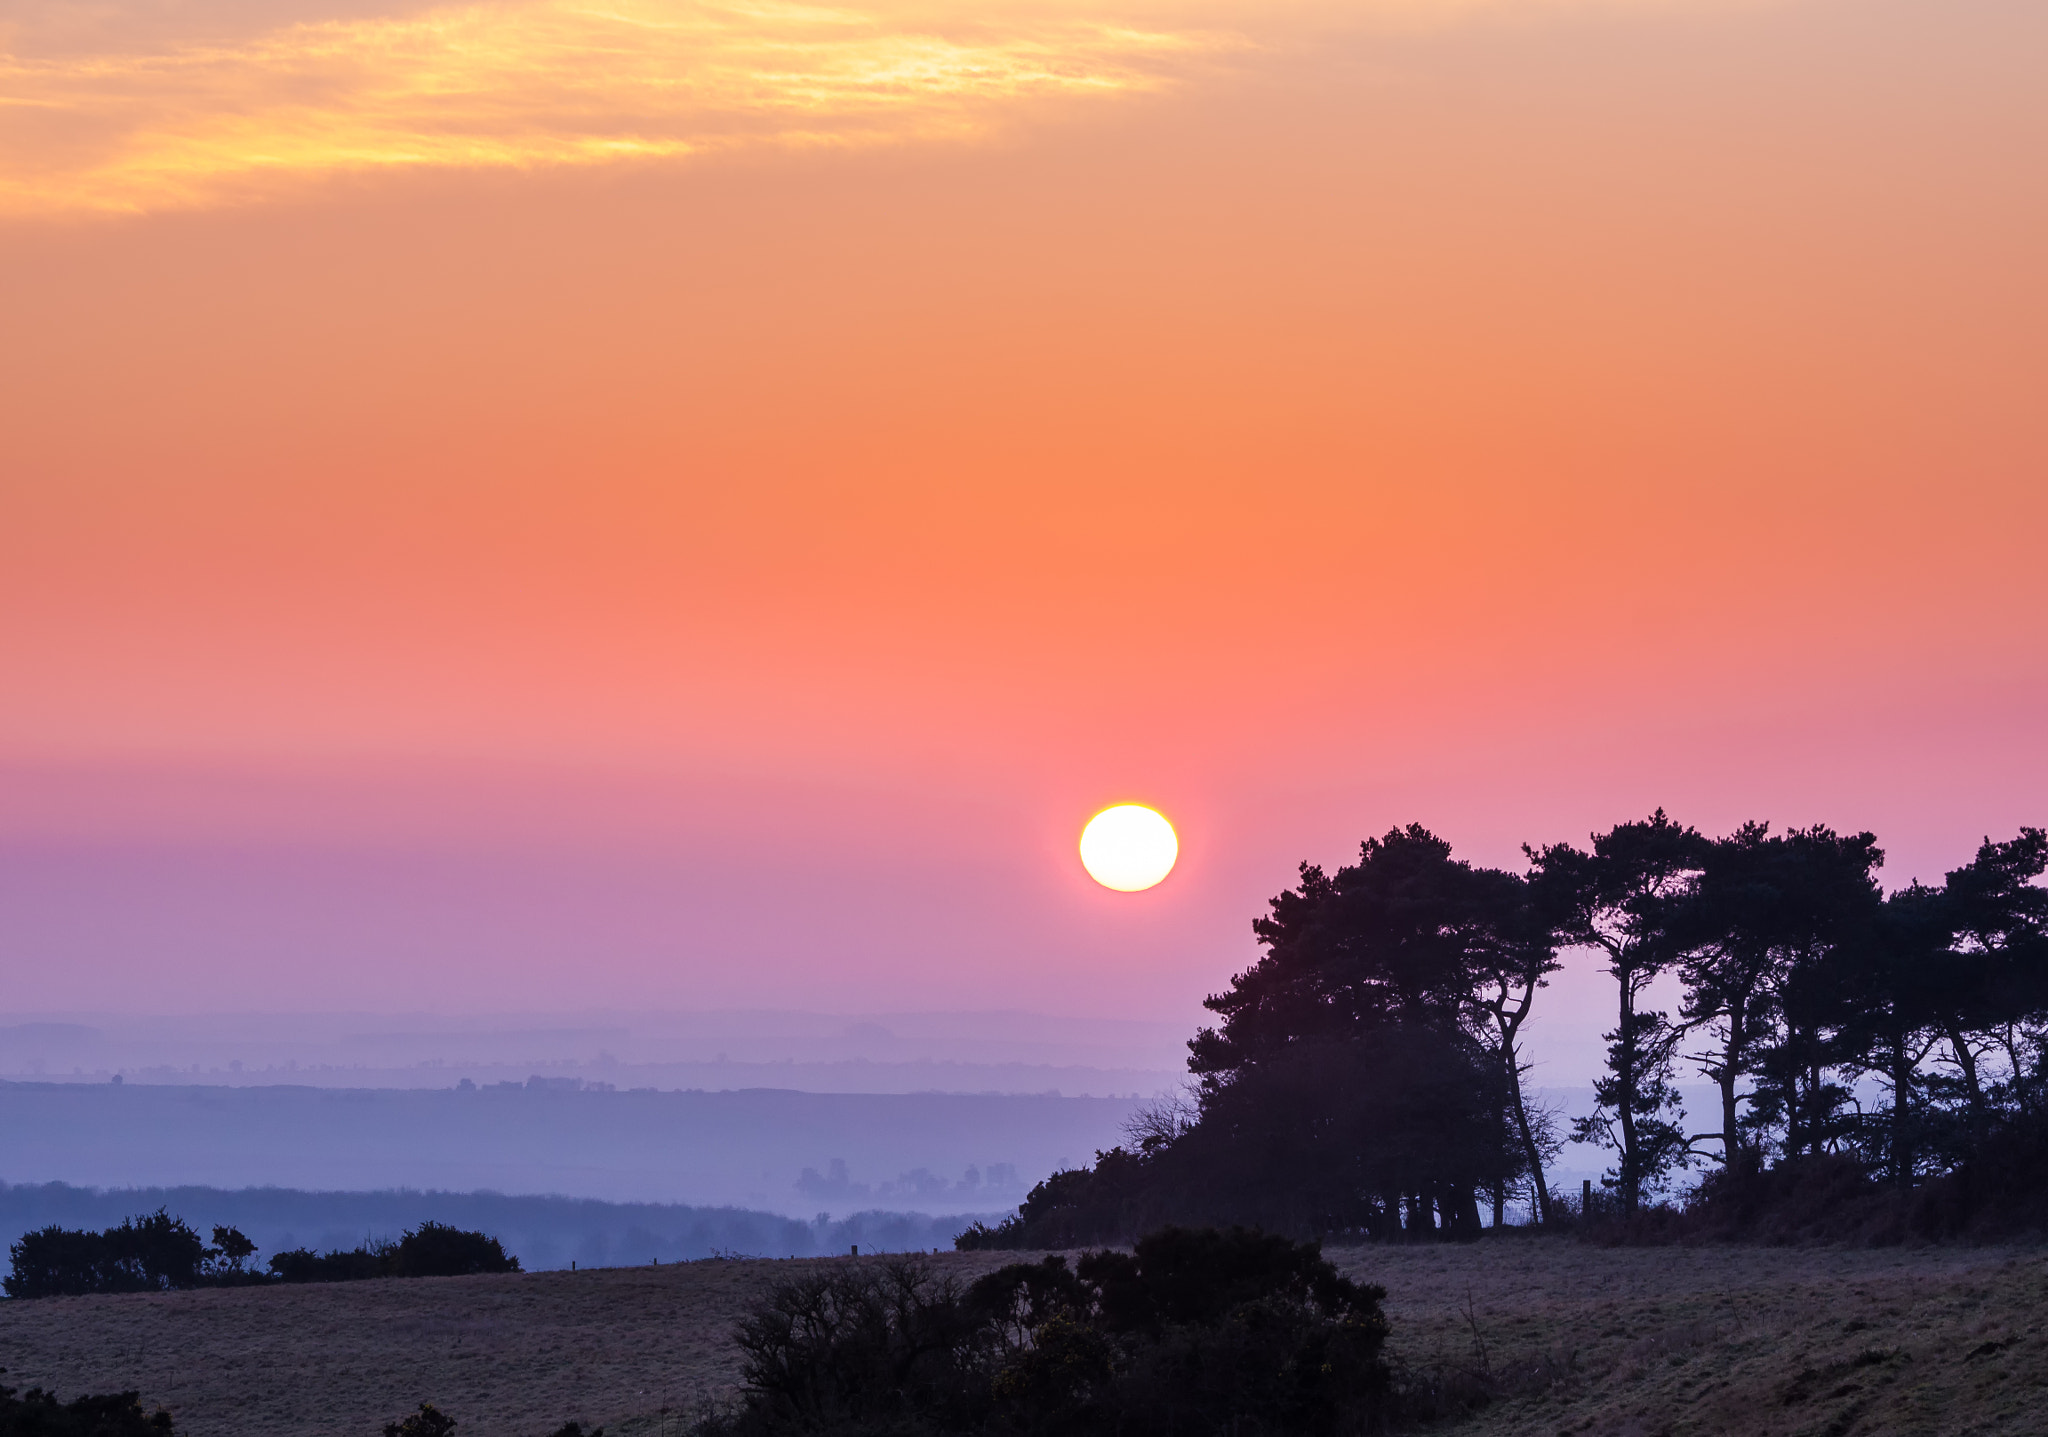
[963,814,2048,1247]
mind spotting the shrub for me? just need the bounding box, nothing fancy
[697,1226,1390,1437]
[267,1243,390,1284]
[0,1383,174,1435]
[383,1404,456,1437]
[392,1222,521,1278]
[5,1212,212,1299]
[268,1224,520,1284]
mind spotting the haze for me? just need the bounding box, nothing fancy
[3,0,2044,1176]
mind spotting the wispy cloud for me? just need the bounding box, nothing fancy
[0,0,1228,215]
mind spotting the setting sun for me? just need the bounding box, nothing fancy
[1078,804,1178,892]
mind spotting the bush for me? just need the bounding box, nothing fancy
[392,1222,521,1278]
[269,1223,520,1284]
[697,1226,1391,1437]
[266,1244,389,1284]
[0,1383,173,1436]
[383,1404,456,1437]
[5,1212,219,1299]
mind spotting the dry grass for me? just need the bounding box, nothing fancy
[1329,1238,2048,1437]
[1,1240,2043,1436]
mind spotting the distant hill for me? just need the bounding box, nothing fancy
[0,1179,985,1271]
[0,1079,1139,1216]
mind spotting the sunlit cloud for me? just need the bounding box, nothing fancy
[0,0,1233,215]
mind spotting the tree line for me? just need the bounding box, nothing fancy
[963,814,2048,1246]
[4,1211,519,1298]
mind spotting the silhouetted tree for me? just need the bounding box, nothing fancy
[962,812,2048,1246]
[1837,882,1950,1187]
[4,1210,210,1298]
[209,1225,256,1274]
[1675,825,1883,1165]
[1189,825,1534,1233]
[1529,811,1707,1212]
[1932,829,2048,1142]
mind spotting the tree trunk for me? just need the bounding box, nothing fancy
[1947,1023,1987,1147]
[1888,1027,1913,1189]
[1504,1045,1553,1225]
[1616,968,1641,1213]
[1718,998,1746,1167]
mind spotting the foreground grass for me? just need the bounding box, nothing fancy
[1330,1239,2047,1436]
[0,1239,2041,1436]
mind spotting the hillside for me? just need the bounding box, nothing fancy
[0,1081,1138,1214]
[0,1239,2041,1436]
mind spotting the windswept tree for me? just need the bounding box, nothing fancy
[1741,829,1884,1160]
[1671,822,1784,1167]
[1838,882,1950,1186]
[1528,810,1707,1213]
[1930,829,2048,1140]
[1463,874,1563,1223]
[1676,824,1883,1166]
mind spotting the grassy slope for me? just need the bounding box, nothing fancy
[1332,1240,2048,1437]
[0,1240,2041,1436]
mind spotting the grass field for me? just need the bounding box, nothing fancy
[0,1239,2041,1436]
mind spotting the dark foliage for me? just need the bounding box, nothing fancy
[697,1228,1389,1437]
[967,829,1540,1248]
[965,814,2048,1248]
[1666,1113,2048,1246]
[269,1222,520,1283]
[383,1405,457,1437]
[266,1244,389,1283]
[3,1211,245,1299]
[391,1221,523,1277]
[0,1384,173,1437]
[1528,811,1709,1214]
[3,1204,520,1296]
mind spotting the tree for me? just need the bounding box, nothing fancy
[4,1210,210,1298]
[1528,810,1708,1213]
[1190,824,1542,1231]
[1191,825,1493,1077]
[1676,825,1883,1166]
[210,1225,257,1274]
[1176,1032,1514,1239]
[1931,829,2048,1142]
[1838,882,1949,1187]
[1463,876,1562,1223]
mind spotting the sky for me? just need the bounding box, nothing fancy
[2,0,2045,1083]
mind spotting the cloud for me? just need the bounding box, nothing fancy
[0,0,1232,215]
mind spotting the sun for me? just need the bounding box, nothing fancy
[1078,804,1179,891]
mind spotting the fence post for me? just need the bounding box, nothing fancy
[1582,1179,1593,1214]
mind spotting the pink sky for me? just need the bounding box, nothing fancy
[2,0,2044,1079]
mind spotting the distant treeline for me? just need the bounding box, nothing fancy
[4,1212,519,1297]
[963,816,2048,1247]
[0,1181,990,1280]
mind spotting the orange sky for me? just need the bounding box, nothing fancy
[1,0,2044,1064]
